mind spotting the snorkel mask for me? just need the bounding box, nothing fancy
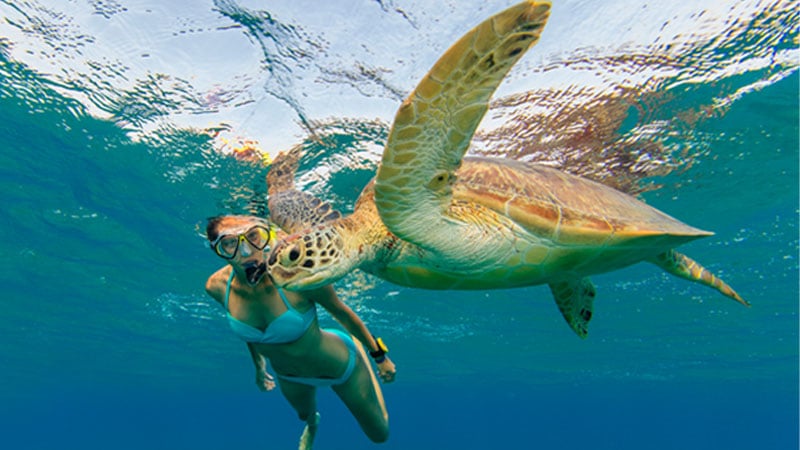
[211,217,277,285]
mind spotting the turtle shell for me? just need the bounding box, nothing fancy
[453,156,711,248]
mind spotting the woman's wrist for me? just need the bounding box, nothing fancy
[369,336,388,363]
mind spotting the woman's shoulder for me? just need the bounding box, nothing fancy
[205,266,232,304]
[290,284,338,309]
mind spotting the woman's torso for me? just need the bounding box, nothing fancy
[212,267,353,379]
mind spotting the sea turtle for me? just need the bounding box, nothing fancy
[265,0,748,338]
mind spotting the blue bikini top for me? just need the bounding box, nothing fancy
[224,271,316,344]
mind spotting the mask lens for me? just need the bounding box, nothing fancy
[245,226,271,250]
[215,235,239,259]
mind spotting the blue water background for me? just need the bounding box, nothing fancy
[1,1,798,449]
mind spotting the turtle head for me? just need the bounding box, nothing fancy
[267,224,355,290]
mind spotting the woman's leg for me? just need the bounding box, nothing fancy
[332,338,389,443]
[277,379,319,449]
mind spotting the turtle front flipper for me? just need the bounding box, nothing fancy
[549,278,596,339]
[267,146,342,234]
[374,1,551,252]
[649,250,750,306]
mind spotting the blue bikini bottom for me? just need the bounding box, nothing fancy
[277,328,357,387]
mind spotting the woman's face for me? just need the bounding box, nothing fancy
[211,216,273,285]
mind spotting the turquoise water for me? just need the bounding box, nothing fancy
[1,1,797,449]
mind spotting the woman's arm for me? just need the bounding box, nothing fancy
[206,267,275,391]
[204,266,230,305]
[311,285,396,382]
[247,343,276,391]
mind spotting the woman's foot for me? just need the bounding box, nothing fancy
[298,412,320,450]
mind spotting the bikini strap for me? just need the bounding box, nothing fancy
[276,287,293,310]
[224,269,235,310]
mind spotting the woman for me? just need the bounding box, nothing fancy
[203,214,395,448]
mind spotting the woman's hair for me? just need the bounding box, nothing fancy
[205,216,225,242]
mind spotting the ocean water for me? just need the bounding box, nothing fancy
[0,1,797,449]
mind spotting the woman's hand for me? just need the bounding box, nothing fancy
[256,367,276,391]
[376,357,396,383]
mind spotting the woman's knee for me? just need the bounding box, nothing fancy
[365,418,389,443]
[297,410,313,422]
[299,411,321,426]
[368,428,389,443]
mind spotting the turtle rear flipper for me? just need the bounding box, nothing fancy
[549,277,596,339]
[649,250,749,306]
